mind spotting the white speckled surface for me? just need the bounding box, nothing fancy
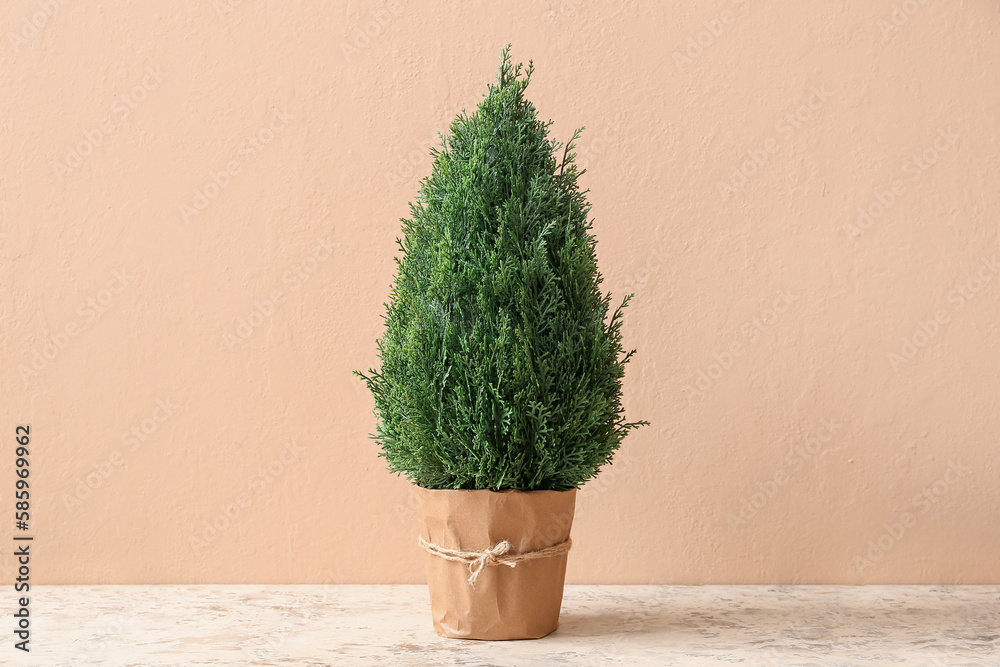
[17,585,999,665]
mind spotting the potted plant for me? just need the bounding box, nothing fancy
[356,45,647,640]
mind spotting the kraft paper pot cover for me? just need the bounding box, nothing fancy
[416,486,577,640]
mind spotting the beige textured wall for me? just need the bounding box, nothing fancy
[2,1,998,585]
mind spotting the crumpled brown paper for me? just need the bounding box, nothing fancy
[416,486,577,640]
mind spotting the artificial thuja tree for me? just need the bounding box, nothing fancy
[356,46,647,491]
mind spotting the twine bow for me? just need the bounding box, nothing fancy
[418,535,572,587]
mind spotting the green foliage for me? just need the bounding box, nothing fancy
[356,46,647,490]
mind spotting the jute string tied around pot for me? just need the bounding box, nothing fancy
[418,535,573,587]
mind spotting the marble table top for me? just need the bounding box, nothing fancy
[17,585,1000,665]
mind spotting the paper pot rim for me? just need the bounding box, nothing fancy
[413,486,578,496]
